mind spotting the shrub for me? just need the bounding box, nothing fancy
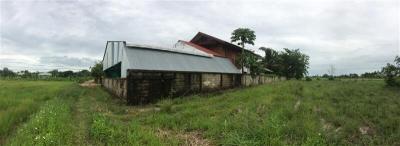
[305,77,312,81]
[382,63,399,86]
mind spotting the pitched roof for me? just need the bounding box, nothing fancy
[178,40,223,57]
[190,32,243,51]
[124,45,241,74]
[126,42,211,57]
[190,32,262,58]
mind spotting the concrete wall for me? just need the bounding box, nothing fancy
[241,75,286,86]
[102,78,127,100]
[103,71,284,105]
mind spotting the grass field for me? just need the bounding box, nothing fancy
[0,80,399,145]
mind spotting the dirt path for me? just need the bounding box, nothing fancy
[79,80,99,88]
[71,90,93,146]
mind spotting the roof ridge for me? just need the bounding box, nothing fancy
[179,40,224,57]
[125,42,212,58]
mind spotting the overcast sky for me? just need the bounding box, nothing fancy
[0,0,399,75]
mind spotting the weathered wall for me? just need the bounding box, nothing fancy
[103,71,284,105]
[102,78,127,100]
[241,75,285,86]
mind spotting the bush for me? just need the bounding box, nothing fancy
[305,77,312,81]
[328,76,334,80]
[382,63,399,87]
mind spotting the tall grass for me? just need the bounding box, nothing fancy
[5,84,84,145]
[137,80,400,145]
[0,80,72,141]
[1,80,398,145]
[85,87,180,145]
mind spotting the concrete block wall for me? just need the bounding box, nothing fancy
[104,71,285,104]
[102,78,127,100]
[201,73,221,90]
[241,75,285,87]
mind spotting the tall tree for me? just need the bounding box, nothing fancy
[231,28,256,73]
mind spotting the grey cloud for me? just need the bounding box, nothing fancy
[1,0,399,75]
[39,56,96,68]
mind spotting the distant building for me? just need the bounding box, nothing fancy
[38,72,51,76]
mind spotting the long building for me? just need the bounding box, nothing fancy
[102,32,280,104]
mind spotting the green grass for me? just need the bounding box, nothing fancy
[6,85,82,145]
[0,79,399,145]
[0,80,72,141]
[138,80,400,145]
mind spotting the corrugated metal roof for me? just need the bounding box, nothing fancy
[126,42,212,57]
[178,40,224,57]
[125,46,241,74]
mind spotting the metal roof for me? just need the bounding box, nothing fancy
[126,42,212,57]
[125,46,241,74]
[178,40,224,57]
[190,32,263,58]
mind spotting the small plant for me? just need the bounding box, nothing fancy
[90,114,113,142]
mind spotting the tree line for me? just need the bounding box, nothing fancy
[0,68,91,78]
[231,28,310,80]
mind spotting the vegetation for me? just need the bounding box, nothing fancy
[1,80,399,145]
[0,81,72,142]
[259,47,310,79]
[236,51,264,77]
[90,61,104,83]
[230,28,310,79]
[359,71,383,78]
[230,28,257,74]
[382,56,400,86]
[0,68,92,83]
[0,68,16,77]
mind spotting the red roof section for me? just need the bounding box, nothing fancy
[179,40,224,57]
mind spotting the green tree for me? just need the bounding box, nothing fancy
[382,56,400,86]
[259,47,279,73]
[259,48,310,79]
[91,61,104,83]
[382,63,399,86]
[231,28,256,73]
[1,67,15,77]
[77,70,91,77]
[236,51,264,77]
[279,48,310,79]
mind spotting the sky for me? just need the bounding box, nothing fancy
[0,0,399,75]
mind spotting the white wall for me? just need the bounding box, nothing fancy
[102,41,125,77]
